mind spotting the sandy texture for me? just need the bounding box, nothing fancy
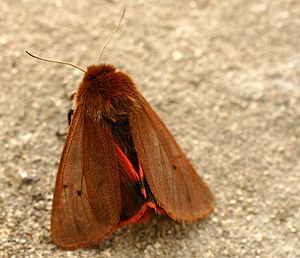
[1,0,299,257]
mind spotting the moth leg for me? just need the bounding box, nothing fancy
[138,163,162,207]
[55,109,74,138]
[67,91,75,125]
[55,131,67,138]
[67,109,74,125]
[138,162,147,199]
[138,163,166,215]
[138,162,156,203]
[69,92,76,101]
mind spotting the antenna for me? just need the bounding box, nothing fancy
[25,51,86,73]
[97,8,126,64]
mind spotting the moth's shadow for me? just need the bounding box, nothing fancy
[94,212,209,255]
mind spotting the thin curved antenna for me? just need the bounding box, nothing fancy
[25,51,86,73]
[97,8,126,64]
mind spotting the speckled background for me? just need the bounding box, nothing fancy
[1,0,299,257]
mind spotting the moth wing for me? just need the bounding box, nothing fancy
[51,108,122,250]
[129,96,214,221]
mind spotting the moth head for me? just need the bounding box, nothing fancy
[75,64,140,120]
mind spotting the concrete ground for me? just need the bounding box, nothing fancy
[0,0,299,257]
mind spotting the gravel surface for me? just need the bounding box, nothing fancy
[1,0,299,257]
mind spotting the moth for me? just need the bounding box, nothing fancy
[27,9,213,250]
